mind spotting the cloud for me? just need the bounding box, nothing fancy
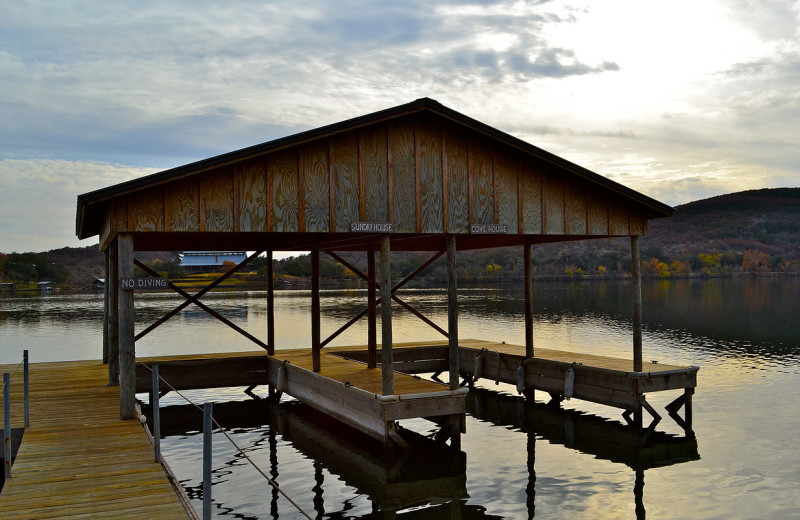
[0,159,158,252]
[0,0,798,251]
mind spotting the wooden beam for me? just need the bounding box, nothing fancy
[447,234,459,391]
[103,249,110,365]
[380,235,393,395]
[117,233,135,419]
[392,295,449,338]
[267,250,275,356]
[312,247,321,372]
[107,239,119,385]
[631,236,643,372]
[367,245,377,368]
[524,240,534,359]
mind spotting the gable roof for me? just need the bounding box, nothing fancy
[76,98,672,243]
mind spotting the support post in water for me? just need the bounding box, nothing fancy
[118,233,136,419]
[24,350,29,427]
[203,402,213,519]
[631,236,643,372]
[3,372,10,479]
[447,234,459,391]
[380,235,393,395]
[152,365,160,463]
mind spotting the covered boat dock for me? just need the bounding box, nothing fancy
[75,98,695,447]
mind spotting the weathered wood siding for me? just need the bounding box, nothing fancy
[98,114,650,247]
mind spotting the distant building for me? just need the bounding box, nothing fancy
[93,278,105,291]
[37,281,56,291]
[178,251,247,273]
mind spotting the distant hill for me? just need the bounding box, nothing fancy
[645,188,800,260]
[526,187,800,277]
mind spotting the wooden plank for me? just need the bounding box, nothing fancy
[588,193,609,236]
[566,183,588,235]
[331,133,360,232]
[521,167,543,234]
[301,141,330,232]
[361,126,389,222]
[312,247,321,372]
[471,141,494,224]
[389,118,416,232]
[167,179,200,232]
[269,149,300,232]
[609,200,630,235]
[0,361,190,520]
[495,153,518,231]
[445,128,469,233]
[543,176,565,234]
[236,157,268,232]
[200,168,234,232]
[129,188,164,232]
[418,119,444,233]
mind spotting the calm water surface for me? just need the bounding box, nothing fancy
[1,278,799,519]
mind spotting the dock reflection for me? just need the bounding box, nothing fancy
[148,396,492,518]
[466,388,700,519]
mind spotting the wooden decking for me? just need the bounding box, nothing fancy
[0,360,191,520]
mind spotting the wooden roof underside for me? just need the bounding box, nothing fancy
[76,98,673,252]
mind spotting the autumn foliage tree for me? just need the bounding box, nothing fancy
[741,249,771,273]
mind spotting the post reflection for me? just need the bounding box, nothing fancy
[148,395,485,518]
[466,388,700,519]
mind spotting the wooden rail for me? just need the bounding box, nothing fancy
[0,360,192,519]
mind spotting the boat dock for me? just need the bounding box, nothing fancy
[136,339,697,442]
[1,339,697,517]
[0,359,192,520]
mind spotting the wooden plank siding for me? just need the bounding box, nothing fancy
[97,113,650,249]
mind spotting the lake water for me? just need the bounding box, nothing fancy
[1,278,799,519]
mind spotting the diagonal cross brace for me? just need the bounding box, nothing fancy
[319,249,448,348]
[133,251,267,350]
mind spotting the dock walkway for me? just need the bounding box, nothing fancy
[0,360,191,520]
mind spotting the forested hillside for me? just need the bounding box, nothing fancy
[1,188,797,289]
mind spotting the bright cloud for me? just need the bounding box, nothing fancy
[0,0,798,252]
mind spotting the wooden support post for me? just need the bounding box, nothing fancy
[524,240,534,359]
[267,251,275,356]
[203,402,213,520]
[447,235,459,391]
[3,372,10,479]
[380,235,393,395]
[23,350,29,427]
[152,365,161,463]
[367,245,377,369]
[631,236,643,372]
[108,240,119,386]
[103,249,110,364]
[118,233,136,420]
[311,247,321,373]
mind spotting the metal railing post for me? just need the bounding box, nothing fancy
[3,372,11,479]
[152,365,160,463]
[203,402,213,519]
[24,350,29,427]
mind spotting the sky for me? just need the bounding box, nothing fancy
[1,0,798,253]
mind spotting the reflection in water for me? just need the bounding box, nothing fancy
[465,387,699,519]
[149,396,473,518]
[146,384,699,519]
